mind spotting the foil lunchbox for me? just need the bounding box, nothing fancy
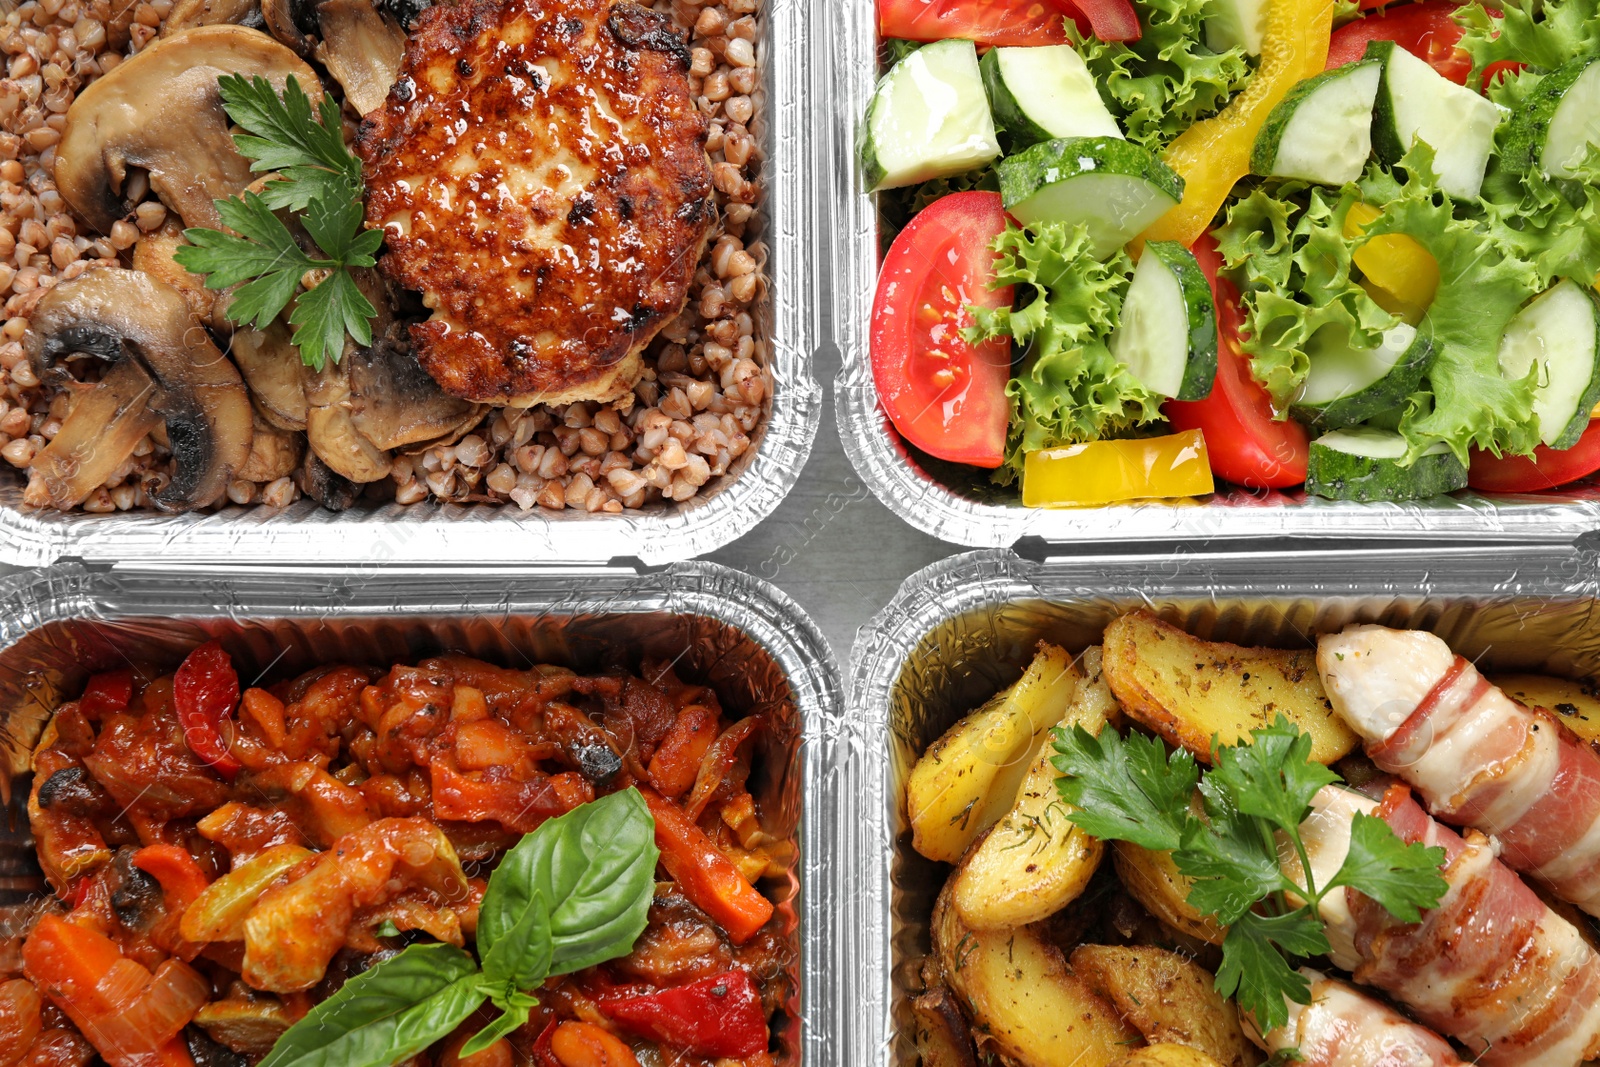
[842,542,1600,1066]
[0,4,822,569]
[824,0,1600,548]
[0,558,843,1065]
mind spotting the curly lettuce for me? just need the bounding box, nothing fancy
[1217,183,1399,406]
[1456,0,1600,85]
[1070,0,1253,151]
[965,222,1162,480]
[1358,145,1542,463]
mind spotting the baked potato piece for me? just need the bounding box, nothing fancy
[1111,842,1225,947]
[908,644,1082,864]
[911,978,979,1067]
[951,647,1117,930]
[1491,673,1600,746]
[1110,1045,1227,1067]
[1102,611,1356,765]
[933,878,1138,1067]
[1069,945,1260,1067]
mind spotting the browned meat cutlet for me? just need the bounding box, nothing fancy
[356,0,713,407]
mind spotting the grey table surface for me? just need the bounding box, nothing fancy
[709,344,957,664]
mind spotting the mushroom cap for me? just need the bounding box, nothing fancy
[56,25,319,234]
[23,268,255,511]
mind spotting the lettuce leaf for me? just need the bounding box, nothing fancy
[1359,145,1542,462]
[1456,0,1600,85]
[1217,183,1399,407]
[966,222,1163,480]
[1070,0,1253,151]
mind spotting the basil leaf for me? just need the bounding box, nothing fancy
[259,943,487,1067]
[459,992,537,1059]
[479,879,551,990]
[479,788,658,978]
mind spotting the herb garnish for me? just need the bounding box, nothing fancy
[173,74,382,371]
[259,788,659,1067]
[1052,717,1448,1036]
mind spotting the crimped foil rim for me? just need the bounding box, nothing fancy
[0,0,821,569]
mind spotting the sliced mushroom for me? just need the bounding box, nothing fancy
[229,320,310,431]
[23,268,255,512]
[347,330,484,451]
[23,361,162,510]
[132,219,222,331]
[163,0,267,36]
[303,356,393,484]
[235,412,304,482]
[299,450,360,510]
[316,0,405,116]
[262,0,320,57]
[55,26,320,234]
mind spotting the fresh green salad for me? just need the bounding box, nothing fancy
[864,0,1600,507]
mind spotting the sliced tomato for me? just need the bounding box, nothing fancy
[1163,235,1310,490]
[1482,59,1525,89]
[1467,420,1600,492]
[871,191,1013,469]
[1326,0,1471,84]
[879,0,1139,45]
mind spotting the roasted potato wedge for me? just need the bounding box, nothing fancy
[1069,945,1260,1067]
[1491,673,1600,747]
[934,878,1138,1067]
[908,644,1082,863]
[911,980,979,1067]
[1110,1045,1227,1067]
[1112,842,1224,946]
[1102,611,1356,765]
[951,647,1117,930]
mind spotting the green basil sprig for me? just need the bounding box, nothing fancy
[259,789,660,1067]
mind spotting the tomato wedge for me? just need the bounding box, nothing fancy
[871,191,1014,469]
[1467,420,1600,492]
[879,0,1139,45]
[1326,1,1472,84]
[1163,236,1310,490]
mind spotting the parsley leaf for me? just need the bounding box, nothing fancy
[1053,724,1197,851]
[1208,720,1338,840]
[171,73,378,370]
[1176,806,1287,925]
[1216,911,1326,1030]
[1326,811,1448,924]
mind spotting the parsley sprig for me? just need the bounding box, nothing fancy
[173,74,381,371]
[1052,717,1448,1036]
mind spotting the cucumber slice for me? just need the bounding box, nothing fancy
[1108,241,1217,400]
[1366,39,1501,199]
[1291,322,1433,429]
[860,38,1001,192]
[1497,278,1600,449]
[1502,56,1600,181]
[1305,428,1467,502]
[998,137,1184,258]
[1205,0,1269,55]
[981,45,1122,150]
[1252,61,1382,186]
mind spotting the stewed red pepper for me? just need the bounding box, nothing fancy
[173,641,241,778]
[598,971,768,1059]
[78,669,133,720]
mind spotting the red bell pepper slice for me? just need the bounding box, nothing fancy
[638,787,773,944]
[173,641,241,778]
[598,971,768,1059]
[80,669,134,721]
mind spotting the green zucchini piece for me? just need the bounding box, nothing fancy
[1252,61,1382,186]
[1366,39,1500,199]
[1291,323,1433,429]
[1502,55,1600,181]
[981,45,1122,150]
[1305,428,1467,502]
[1497,278,1600,450]
[998,136,1183,258]
[1108,240,1217,400]
[860,38,1000,192]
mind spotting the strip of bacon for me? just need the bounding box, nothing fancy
[1303,785,1600,1067]
[1257,969,1463,1067]
[1317,624,1600,915]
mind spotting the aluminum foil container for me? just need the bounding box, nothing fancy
[843,543,1600,1066]
[0,558,842,1065]
[826,3,1600,547]
[0,5,822,568]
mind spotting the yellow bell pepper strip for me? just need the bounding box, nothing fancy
[1022,430,1215,507]
[1344,202,1440,322]
[1139,0,1335,248]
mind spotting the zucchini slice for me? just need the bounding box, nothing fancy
[1502,55,1600,180]
[860,38,1000,192]
[1291,323,1433,429]
[1366,39,1501,199]
[1305,428,1467,502]
[981,45,1122,150]
[1108,241,1217,400]
[1252,61,1382,186]
[998,136,1184,258]
[1497,278,1600,450]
